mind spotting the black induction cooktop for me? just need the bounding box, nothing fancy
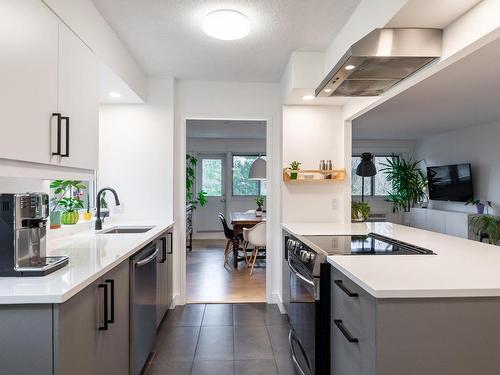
[303,233,435,256]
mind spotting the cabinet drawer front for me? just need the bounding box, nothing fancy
[331,266,376,375]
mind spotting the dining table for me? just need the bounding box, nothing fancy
[230,211,266,268]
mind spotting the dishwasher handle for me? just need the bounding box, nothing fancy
[135,248,159,267]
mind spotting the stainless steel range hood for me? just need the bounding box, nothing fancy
[316,28,442,97]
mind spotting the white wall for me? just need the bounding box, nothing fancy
[187,137,266,238]
[98,76,174,222]
[415,120,500,216]
[174,79,282,305]
[282,106,349,223]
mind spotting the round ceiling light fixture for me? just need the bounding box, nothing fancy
[202,9,251,40]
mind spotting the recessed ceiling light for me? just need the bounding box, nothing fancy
[303,95,314,101]
[345,64,356,71]
[202,9,251,40]
[109,92,121,98]
[324,88,332,93]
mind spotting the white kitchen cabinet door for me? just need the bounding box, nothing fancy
[57,23,99,170]
[0,0,58,164]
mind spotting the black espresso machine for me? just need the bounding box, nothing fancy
[0,193,68,276]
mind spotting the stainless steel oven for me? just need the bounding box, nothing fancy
[283,235,330,375]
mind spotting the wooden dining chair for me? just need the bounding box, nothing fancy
[243,222,266,275]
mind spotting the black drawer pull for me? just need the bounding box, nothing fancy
[160,238,167,263]
[61,116,70,157]
[334,280,358,297]
[98,283,108,331]
[105,279,115,324]
[51,113,62,156]
[334,319,358,343]
[168,232,173,254]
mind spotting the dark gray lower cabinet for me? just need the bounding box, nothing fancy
[55,260,130,375]
[0,260,130,375]
[331,266,500,375]
[156,231,173,328]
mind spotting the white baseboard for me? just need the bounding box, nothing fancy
[271,292,285,313]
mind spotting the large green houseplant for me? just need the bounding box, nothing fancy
[186,154,208,208]
[380,156,427,212]
[470,215,500,245]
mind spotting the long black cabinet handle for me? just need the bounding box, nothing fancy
[61,116,70,157]
[168,232,173,254]
[159,238,167,263]
[51,113,62,156]
[334,320,358,343]
[105,279,115,324]
[98,284,108,331]
[334,280,359,297]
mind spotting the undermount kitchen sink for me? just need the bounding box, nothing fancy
[100,226,154,234]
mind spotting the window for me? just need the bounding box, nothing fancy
[232,155,266,196]
[351,155,398,197]
[201,159,223,196]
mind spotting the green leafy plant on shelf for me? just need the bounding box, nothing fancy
[186,154,208,208]
[289,161,301,180]
[380,156,427,212]
[470,215,500,245]
[50,180,87,225]
[352,201,370,221]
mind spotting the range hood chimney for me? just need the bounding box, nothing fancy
[316,28,442,97]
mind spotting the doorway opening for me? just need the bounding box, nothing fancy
[185,119,267,303]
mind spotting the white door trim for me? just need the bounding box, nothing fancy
[173,114,279,306]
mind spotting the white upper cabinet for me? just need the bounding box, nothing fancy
[0,0,99,170]
[0,0,58,165]
[57,23,99,170]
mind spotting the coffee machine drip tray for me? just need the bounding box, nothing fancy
[15,255,69,276]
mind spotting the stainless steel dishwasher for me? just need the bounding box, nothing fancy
[130,241,159,375]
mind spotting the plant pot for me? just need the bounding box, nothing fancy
[255,208,263,217]
[476,203,485,214]
[290,172,298,180]
[61,211,79,225]
[50,211,61,229]
[83,211,93,221]
[352,212,365,222]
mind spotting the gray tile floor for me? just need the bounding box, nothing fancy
[144,303,298,375]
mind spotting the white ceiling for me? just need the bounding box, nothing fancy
[386,0,482,28]
[91,0,360,82]
[353,36,500,140]
[187,119,266,139]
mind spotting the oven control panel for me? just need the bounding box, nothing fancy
[285,237,316,273]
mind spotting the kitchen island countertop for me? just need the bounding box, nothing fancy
[283,221,500,298]
[0,220,174,304]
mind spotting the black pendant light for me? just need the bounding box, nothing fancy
[356,153,377,202]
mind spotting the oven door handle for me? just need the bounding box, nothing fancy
[288,329,312,375]
[288,260,315,287]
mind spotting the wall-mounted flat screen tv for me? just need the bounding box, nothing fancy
[427,163,473,202]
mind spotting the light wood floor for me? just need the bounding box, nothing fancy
[186,239,266,303]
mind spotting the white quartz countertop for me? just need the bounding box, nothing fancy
[283,222,500,299]
[0,221,174,304]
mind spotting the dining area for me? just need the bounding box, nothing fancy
[219,211,267,274]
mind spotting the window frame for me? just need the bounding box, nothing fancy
[351,154,400,198]
[231,153,267,197]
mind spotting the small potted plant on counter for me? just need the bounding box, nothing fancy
[50,180,87,225]
[465,198,492,214]
[289,161,301,180]
[351,201,370,222]
[255,196,265,217]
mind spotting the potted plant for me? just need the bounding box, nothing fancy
[465,199,492,214]
[255,196,265,217]
[289,161,301,180]
[83,193,93,220]
[380,156,427,212]
[352,201,370,222]
[470,215,500,245]
[186,154,208,208]
[50,180,87,225]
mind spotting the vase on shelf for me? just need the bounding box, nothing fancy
[50,211,61,229]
